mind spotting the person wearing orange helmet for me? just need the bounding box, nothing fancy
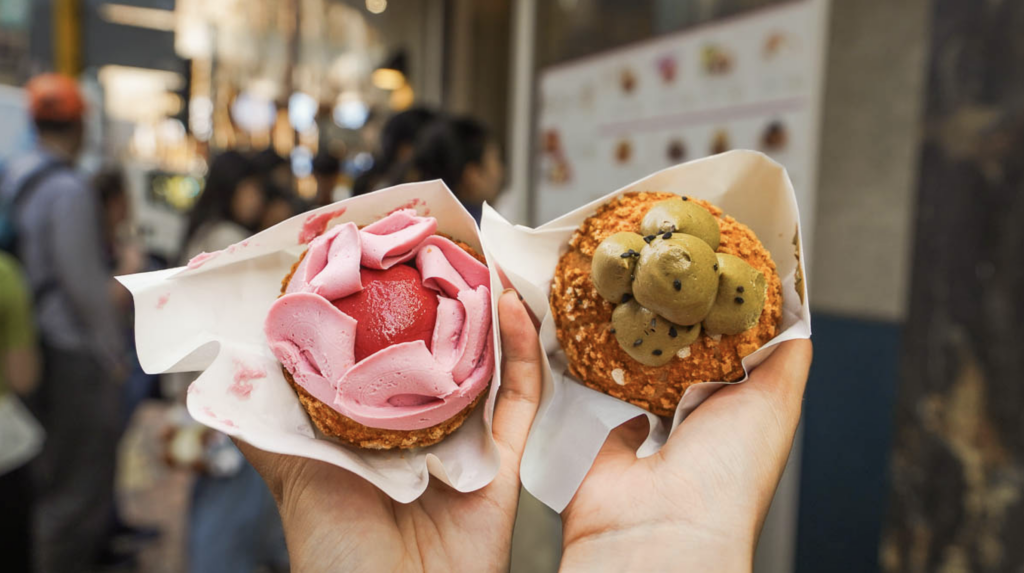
[0,74,126,573]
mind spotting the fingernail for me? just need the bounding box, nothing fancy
[501,288,516,297]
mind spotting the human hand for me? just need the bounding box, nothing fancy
[560,339,813,572]
[237,290,542,572]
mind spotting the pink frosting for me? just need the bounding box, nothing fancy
[298,207,348,244]
[264,209,493,432]
[187,250,220,270]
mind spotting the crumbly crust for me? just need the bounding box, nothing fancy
[550,192,783,416]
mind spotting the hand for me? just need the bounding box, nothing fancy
[237,291,542,572]
[560,339,813,572]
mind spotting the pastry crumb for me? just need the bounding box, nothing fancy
[611,368,626,385]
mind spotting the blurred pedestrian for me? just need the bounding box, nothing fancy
[260,185,305,231]
[352,107,437,195]
[177,150,289,573]
[182,150,266,258]
[412,115,506,222]
[93,168,163,558]
[252,147,293,198]
[0,252,42,573]
[0,73,126,573]
[312,150,341,208]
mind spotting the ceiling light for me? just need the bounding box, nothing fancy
[372,68,405,91]
[99,4,177,31]
[366,0,387,14]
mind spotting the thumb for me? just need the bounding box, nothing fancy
[491,290,543,462]
[233,438,300,505]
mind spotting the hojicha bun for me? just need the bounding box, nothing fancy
[550,192,782,416]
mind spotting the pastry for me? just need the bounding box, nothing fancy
[264,209,494,449]
[550,192,782,416]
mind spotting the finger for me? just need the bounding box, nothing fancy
[233,437,295,504]
[744,338,813,411]
[661,339,812,462]
[491,290,543,462]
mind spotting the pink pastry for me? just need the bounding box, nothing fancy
[264,210,494,449]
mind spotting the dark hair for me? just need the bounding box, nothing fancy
[33,118,79,135]
[380,108,437,169]
[252,147,288,177]
[184,150,259,246]
[352,107,437,195]
[412,116,491,193]
[312,151,340,176]
[92,167,126,206]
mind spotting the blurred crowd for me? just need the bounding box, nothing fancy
[0,74,504,573]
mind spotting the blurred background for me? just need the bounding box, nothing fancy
[0,0,1020,572]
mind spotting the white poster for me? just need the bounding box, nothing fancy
[534,0,826,241]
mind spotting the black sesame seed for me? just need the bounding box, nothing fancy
[630,274,635,281]
[682,196,689,201]
[737,286,745,293]
[621,293,632,303]
[644,235,656,243]
[735,296,745,304]
[662,231,673,240]
[713,263,719,271]
[633,338,643,347]
[652,349,663,356]
[609,327,616,334]
[649,318,657,328]
[669,326,678,338]
[620,252,632,258]
[673,279,681,291]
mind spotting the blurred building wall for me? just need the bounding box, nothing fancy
[30,0,181,74]
[810,2,927,322]
[882,0,1024,570]
[797,0,931,572]
[444,0,511,151]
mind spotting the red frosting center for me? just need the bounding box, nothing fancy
[332,264,439,362]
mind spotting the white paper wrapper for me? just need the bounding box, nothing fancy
[481,150,812,512]
[119,181,503,503]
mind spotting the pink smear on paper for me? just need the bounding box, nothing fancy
[299,207,348,243]
[201,407,217,419]
[228,360,267,399]
[221,419,237,428]
[187,250,221,269]
[241,240,250,247]
[156,293,170,309]
[187,382,200,395]
[387,198,430,216]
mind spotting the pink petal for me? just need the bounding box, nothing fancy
[334,341,460,430]
[307,222,363,300]
[450,286,492,383]
[417,236,490,290]
[264,293,357,406]
[431,296,466,370]
[359,209,438,269]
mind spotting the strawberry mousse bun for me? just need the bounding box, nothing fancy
[263,209,494,449]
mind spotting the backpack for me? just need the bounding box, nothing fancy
[0,160,65,258]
